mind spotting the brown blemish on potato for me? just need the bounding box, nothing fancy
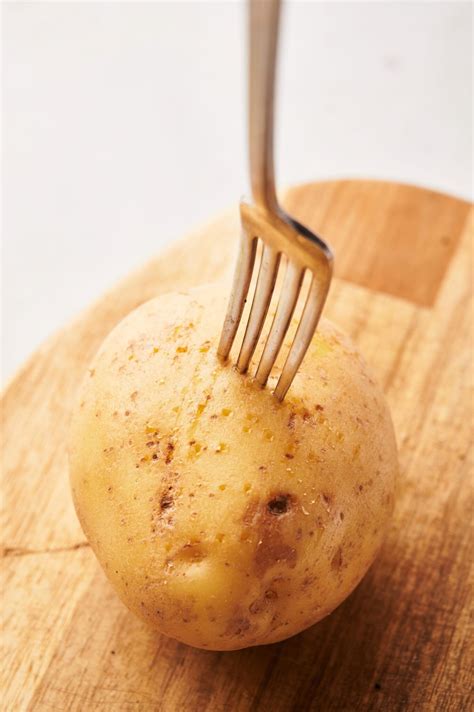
[302,576,315,589]
[224,614,251,637]
[236,620,251,636]
[255,533,297,572]
[249,589,278,615]
[302,409,312,423]
[165,442,175,464]
[242,497,298,575]
[331,547,343,570]
[160,494,174,512]
[321,492,333,509]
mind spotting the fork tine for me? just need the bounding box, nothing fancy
[255,260,304,387]
[236,244,280,373]
[217,229,257,361]
[273,274,329,401]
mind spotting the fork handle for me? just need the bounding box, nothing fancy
[248,0,281,213]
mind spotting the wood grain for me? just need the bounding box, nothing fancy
[1,180,472,711]
[285,180,470,306]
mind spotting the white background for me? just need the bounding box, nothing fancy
[2,1,472,382]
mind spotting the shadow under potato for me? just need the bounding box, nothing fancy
[153,543,403,712]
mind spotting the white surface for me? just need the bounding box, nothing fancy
[2,1,472,382]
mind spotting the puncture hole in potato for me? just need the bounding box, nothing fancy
[267,494,292,516]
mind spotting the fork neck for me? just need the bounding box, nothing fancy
[248,0,281,215]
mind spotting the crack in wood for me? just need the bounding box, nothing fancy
[1,541,90,558]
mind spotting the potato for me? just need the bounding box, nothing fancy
[69,282,397,651]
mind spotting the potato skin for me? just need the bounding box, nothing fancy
[69,283,397,651]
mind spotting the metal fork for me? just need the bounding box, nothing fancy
[218,0,333,401]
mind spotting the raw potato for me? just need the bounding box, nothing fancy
[69,282,397,651]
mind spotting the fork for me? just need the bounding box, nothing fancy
[218,0,333,401]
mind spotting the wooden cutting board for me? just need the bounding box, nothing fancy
[1,180,472,712]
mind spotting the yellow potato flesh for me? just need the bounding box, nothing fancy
[69,283,397,650]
